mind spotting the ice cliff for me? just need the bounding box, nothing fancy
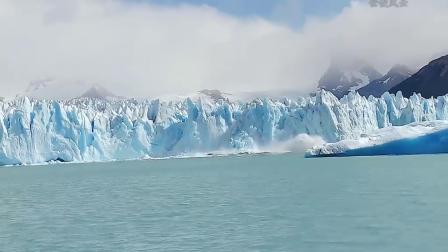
[1,90,448,165]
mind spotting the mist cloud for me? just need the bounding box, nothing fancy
[0,0,447,98]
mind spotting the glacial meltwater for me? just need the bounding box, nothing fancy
[1,154,448,251]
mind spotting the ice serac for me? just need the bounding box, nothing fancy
[1,90,448,165]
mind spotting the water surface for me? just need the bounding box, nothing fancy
[1,154,448,251]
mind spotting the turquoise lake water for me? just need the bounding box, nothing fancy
[1,154,448,251]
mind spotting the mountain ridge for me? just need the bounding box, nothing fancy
[358,64,414,97]
[318,59,382,98]
[389,55,448,98]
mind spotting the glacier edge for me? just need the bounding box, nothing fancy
[1,90,448,165]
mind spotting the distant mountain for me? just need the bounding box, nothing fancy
[357,65,414,98]
[198,89,229,101]
[198,89,308,102]
[390,55,448,98]
[79,85,123,100]
[318,59,382,98]
[25,79,91,100]
[25,79,50,94]
[25,79,54,99]
[235,89,308,101]
[23,79,123,100]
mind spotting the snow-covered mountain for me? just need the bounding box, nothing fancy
[390,55,448,98]
[1,90,448,165]
[198,89,308,102]
[24,79,122,100]
[25,79,88,99]
[358,65,414,98]
[318,59,382,98]
[198,89,230,102]
[159,89,307,104]
[79,85,124,100]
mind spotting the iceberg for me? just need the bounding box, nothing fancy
[1,90,448,165]
[306,121,448,157]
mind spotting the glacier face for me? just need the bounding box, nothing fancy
[1,91,448,165]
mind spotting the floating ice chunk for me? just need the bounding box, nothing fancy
[306,121,448,157]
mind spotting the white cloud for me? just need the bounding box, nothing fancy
[0,0,447,98]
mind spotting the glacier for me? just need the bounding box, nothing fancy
[306,121,448,157]
[1,90,448,165]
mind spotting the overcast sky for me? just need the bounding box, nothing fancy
[130,0,351,28]
[0,0,447,98]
